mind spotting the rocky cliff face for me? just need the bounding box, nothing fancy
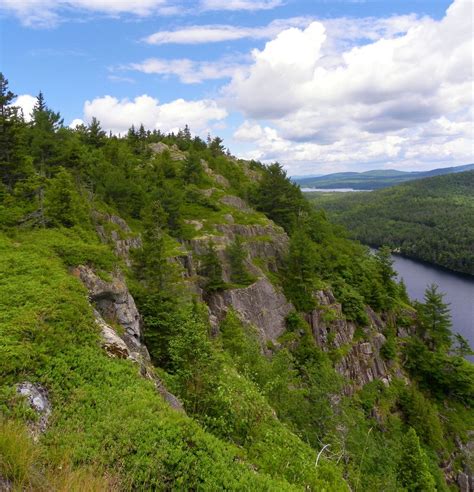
[72,265,184,412]
[306,290,398,391]
[208,278,293,342]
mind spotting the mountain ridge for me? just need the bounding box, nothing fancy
[295,163,474,190]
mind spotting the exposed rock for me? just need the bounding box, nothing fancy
[457,472,473,492]
[208,278,293,342]
[93,211,142,266]
[306,290,396,391]
[201,159,230,188]
[220,195,253,213]
[150,142,186,161]
[95,310,130,359]
[0,476,13,491]
[73,265,143,352]
[184,219,204,231]
[16,382,51,438]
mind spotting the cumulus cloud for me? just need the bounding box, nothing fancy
[83,94,227,135]
[13,94,37,122]
[227,0,473,173]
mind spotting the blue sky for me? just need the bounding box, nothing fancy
[1,0,472,175]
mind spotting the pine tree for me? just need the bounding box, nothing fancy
[397,428,436,491]
[255,163,304,233]
[201,241,225,293]
[182,152,203,184]
[419,284,452,351]
[227,236,253,286]
[30,91,63,175]
[87,117,106,148]
[44,167,87,227]
[283,228,317,312]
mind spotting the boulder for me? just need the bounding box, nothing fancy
[17,382,51,438]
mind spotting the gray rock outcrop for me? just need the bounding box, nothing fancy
[16,382,51,438]
[208,278,293,342]
[73,265,143,352]
[306,290,395,390]
[93,211,142,266]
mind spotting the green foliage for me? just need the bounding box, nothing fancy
[417,284,452,351]
[227,235,254,286]
[253,162,304,233]
[397,428,436,491]
[201,241,226,293]
[307,171,474,274]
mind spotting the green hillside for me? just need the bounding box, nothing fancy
[296,164,474,190]
[1,73,473,491]
[307,171,474,275]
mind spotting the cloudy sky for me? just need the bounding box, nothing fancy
[1,0,472,175]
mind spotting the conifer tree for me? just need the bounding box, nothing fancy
[397,428,436,491]
[0,73,28,189]
[227,235,253,286]
[201,241,225,293]
[44,167,87,227]
[284,228,317,312]
[182,152,203,184]
[419,284,452,351]
[87,117,106,148]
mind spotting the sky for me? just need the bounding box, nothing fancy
[0,0,472,176]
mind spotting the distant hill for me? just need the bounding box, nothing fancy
[307,170,474,275]
[295,163,474,190]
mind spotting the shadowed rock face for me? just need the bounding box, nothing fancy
[208,278,293,342]
[72,265,142,351]
[306,290,397,391]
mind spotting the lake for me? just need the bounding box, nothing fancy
[391,253,474,361]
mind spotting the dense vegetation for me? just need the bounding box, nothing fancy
[295,164,474,190]
[1,72,473,490]
[307,172,474,275]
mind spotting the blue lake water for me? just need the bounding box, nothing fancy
[390,253,474,361]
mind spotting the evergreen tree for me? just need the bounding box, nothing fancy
[255,162,304,233]
[418,284,452,351]
[397,428,436,491]
[201,241,225,293]
[30,91,63,174]
[452,333,474,358]
[87,117,106,148]
[374,246,397,308]
[182,152,203,184]
[283,228,317,312]
[44,167,87,227]
[0,73,28,189]
[227,236,253,286]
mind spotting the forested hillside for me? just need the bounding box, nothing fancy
[1,73,473,491]
[307,172,474,275]
[295,164,474,190]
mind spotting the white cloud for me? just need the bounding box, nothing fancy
[126,57,244,84]
[83,94,227,135]
[0,0,169,27]
[13,94,37,122]
[69,118,85,128]
[143,18,310,45]
[225,0,473,173]
[200,0,282,11]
